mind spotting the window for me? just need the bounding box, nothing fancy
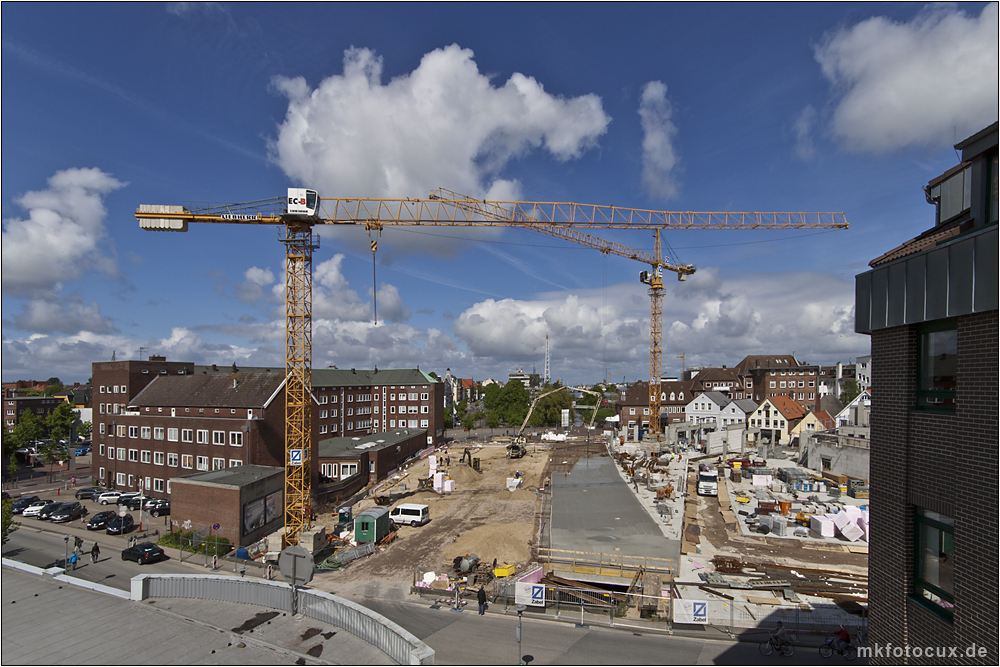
[390,406,396,414]
[196,456,209,471]
[181,455,193,469]
[167,428,179,442]
[913,508,955,619]
[167,453,179,467]
[821,456,831,470]
[181,429,193,443]
[128,426,139,439]
[769,381,776,389]
[341,463,358,477]
[347,395,353,402]
[116,472,126,487]
[99,443,105,456]
[230,431,243,447]
[212,458,225,470]
[421,406,429,414]
[229,459,241,468]
[319,425,328,434]
[779,381,786,388]
[108,448,116,460]
[153,479,165,492]
[319,409,327,419]
[629,408,636,415]
[117,447,126,460]
[320,463,338,478]
[390,420,396,428]
[421,393,429,400]
[141,450,151,464]
[153,427,165,440]
[408,406,418,414]
[408,420,418,428]
[99,423,106,435]
[390,394,396,400]
[918,320,957,409]
[99,466,105,480]
[420,419,428,428]
[347,408,353,416]
[213,431,225,445]
[319,395,328,404]
[347,422,353,430]
[154,453,164,467]
[197,429,209,444]
[139,426,150,439]
[408,393,418,400]
[117,424,127,437]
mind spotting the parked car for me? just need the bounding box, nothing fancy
[37,501,65,520]
[96,490,124,505]
[106,514,135,535]
[11,496,40,514]
[146,499,170,517]
[87,510,117,531]
[121,542,166,565]
[74,446,91,456]
[49,501,86,523]
[75,486,108,500]
[121,495,149,511]
[22,500,55,518]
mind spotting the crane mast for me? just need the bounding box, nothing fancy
[137,188,848,542]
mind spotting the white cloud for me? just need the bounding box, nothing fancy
[2,167,125,297]
[372,283,411,323]
[815,4,999,153]
[269,45,610,255]
[638,81,680,199]
[237,266,276,303]
[12,295,116,335]
[793,105,817,160]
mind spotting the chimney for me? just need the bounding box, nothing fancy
[232,363,238,373]
[212,364,218,372]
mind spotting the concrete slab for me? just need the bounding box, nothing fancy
[550,453,680,566]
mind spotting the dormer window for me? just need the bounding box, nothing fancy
[927,163,971,224]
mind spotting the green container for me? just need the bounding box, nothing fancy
[354,506,390,543]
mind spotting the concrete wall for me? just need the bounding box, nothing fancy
[804,433,870,481]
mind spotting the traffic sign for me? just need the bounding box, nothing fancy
[213,522,221,531]
[278,545,314,587]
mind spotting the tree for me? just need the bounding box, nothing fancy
[45,402,79,442]
[461,413,478,432]
[840,379,861,405]
[529,373,542,388]
[486,412,500,435]
[499,380,530,426]
[37,439,68,482]
[482,383,503,411]
[2,499,20,546]
[443,414,454,430]
[78,420,93,440]
[7,454,19,488]
[10,411,44,449]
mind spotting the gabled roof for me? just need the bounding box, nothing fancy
[757,395,808,420]
[732,355,801,375]
[311,367,438,388]
[697,391,733,408]
[732,399,758,414]
[460,378,477,389]
[811,410,835,429]
[130,372,286,409]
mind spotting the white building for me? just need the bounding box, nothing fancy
[684,391,756,427]
[855,355,872,391]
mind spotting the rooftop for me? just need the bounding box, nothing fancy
[319,428,427,459]
[130,372,285,409]
[170,464,283,488]
[312,367,438,388]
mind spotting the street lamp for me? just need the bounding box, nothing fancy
[111,419,117,489]
[516,604,526,665]
[63,535,70,571]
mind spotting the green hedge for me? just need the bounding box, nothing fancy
[158,529,233,555]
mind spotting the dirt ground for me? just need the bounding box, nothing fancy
[314,441,552,585]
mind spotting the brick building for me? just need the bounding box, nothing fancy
[311,368,444,446]
[855,122,997,664]
[3,395,62,431]
[169,465,284,547]
[317,428,428,488]
[90,367,309,497]
[731,354,822,409]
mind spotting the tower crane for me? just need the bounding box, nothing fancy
[136,188,847,543]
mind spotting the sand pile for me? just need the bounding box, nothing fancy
[443,522,534,566]
[447,464,482,484]
[492,488,536,501]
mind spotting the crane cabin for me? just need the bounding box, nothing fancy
[286,188,319,217]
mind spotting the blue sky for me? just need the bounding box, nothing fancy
[2,2,997,386]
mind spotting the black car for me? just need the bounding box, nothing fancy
[49,501,86,523]
[75,486,107,500]
[36,501,64,520]
[121,542,166,565]
[11,496,40,514]
[146,499,170,517]
[87,510,117,531]
[106,513,135,535]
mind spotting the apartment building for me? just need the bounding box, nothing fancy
[732,354,821,409]
[3,395,62,431]
[855,122,997,664]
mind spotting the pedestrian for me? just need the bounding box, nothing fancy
[91,543,100,563]
[68,552,79,570]
[477,586,487,615]
[492,557,498,571]
[71,476,76,487]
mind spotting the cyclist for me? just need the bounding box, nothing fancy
[770,621,788,651]
[834,625,851,654]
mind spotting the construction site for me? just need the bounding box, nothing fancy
[290,424,869,638]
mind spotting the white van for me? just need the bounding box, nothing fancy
[389,503,430,527]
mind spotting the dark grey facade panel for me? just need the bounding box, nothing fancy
[904,254,926,324]
[871,269,888,330]
[948,237,975,316]
[887,262,906,327]
[855,273,871,333]
[974,228,999,311]
[925,249,949,321]
[855,226,997,333]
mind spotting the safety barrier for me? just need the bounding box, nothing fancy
[133,574,434,665]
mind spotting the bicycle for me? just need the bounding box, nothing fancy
[819,636,858,660]
[759,636,795,657]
